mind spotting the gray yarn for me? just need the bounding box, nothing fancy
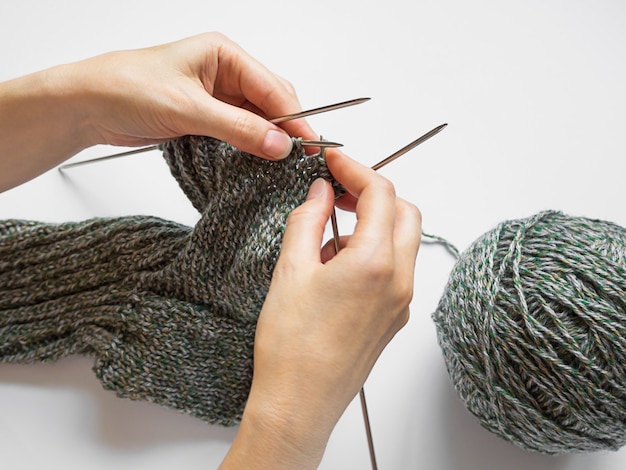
[433,210,626,454]
[0,136,336,425]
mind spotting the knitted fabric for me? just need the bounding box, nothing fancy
[433,211,626,454]
[0,136,336,425]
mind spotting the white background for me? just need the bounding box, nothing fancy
[1,1,625,469]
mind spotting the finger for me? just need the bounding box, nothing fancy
[228,99,319,155]
[279,179,335,265]
[239,71,318,141]
[392,199,422,274]
[189,92,294,161]
[217,98,319,155]
[213,38,319,141]
[325,149,397,250]
[334,192,358,212]
[182,33,314,159]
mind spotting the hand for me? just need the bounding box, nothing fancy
[74,32,317,157]
[0,32,317,191]
[221,151,422,469]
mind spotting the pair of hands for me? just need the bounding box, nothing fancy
[0,32,422,469]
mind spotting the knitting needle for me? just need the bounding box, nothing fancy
[326,123,447,470]
[300,140,343,148]
[58,139,343,171]
[371,123,447,171]
[58,98,368,171]
[269,97,370,124]
[319,137,377,469]
[58,145,161,170]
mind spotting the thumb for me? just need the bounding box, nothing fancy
[189,93,293,160]
[279,179,335,264]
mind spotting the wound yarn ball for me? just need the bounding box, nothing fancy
[433,210,626,454]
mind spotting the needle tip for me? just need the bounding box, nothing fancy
[428,123,448,138]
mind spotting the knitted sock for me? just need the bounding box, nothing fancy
[0,137,335,425]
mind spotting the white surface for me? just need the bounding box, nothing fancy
[1,1,625,469]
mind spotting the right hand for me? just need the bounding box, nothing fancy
[221,150,422,469]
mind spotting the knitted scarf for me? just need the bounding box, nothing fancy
[0,136,335,425]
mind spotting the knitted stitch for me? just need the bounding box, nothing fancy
[433,211,626,454]
[0,137,336,425]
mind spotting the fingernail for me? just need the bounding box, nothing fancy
[307,178,327,200]
[262,130,293,160]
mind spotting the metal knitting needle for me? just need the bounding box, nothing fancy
[327,123,448,470]
[330,204,379,470]
[58,145,161,170]
[300,140,342,148]
[58,140,342,171]
[58,98,368,171]
[322,137,378,470]
[269,97,370,124]
[330,213,378,470]
[371,123,447,171]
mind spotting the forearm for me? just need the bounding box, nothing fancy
[0,64,95,191]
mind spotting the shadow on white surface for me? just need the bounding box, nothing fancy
[0,356,238,450]
[436,367,610,470]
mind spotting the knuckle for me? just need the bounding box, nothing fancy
[279,77,297,97]
[363,256,395,284]
[272,253,298,280]
[209,31,227,42]
[397,277,415,305]
[402,201,422,224]
[226,113,255,143]
[374,177,396,198]
[286,204,312,226]
[388,285,413,331]
[363,256,414,305]
[195,32,226,51]
[259,80,299,116]
[259,87,283,113]
[205,31,234,49]
[396,308,411,329]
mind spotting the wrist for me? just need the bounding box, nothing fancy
[220,391,333,469]
[0,65,96,190]
[40,61,102,150]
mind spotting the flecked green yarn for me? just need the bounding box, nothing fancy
[0,136,336,425]
[433,210,626,454]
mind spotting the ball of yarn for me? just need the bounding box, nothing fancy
[433,211,626,454]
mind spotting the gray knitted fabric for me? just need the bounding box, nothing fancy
[0,136,336,425]
[433,211,626,454]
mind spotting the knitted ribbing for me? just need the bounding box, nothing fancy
[433,211,626,454]
[0,137,335,425]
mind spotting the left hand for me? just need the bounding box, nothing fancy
[0,32,318,191]
[74,32,317,159]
